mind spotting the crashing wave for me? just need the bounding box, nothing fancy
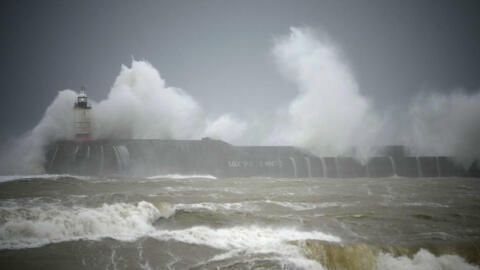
[0,201,173,249]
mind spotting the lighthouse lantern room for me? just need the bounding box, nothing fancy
[74,89,92,140]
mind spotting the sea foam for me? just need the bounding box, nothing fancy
[0,201,172,249]
[0,174,90,183]
[146,174,217,180]
[377,249,479,270]
[152,225,340,270]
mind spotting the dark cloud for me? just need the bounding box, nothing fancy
[1,0,480,138]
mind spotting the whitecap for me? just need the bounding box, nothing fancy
[146,174,217,180]
[403,202,450,208]
[152,225,339,269]
[175,202,260,213]
[0,174,90,183]
[377,248,479,270]
[0,201,173,249]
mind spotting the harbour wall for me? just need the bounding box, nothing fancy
[44,139,479,178]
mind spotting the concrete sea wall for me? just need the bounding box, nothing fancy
[44,139,479,178]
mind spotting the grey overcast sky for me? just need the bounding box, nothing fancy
[1,0,480,139]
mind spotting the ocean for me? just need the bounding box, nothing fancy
[0,175,478,270]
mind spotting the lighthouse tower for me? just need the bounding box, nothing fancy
[74,89,92,140]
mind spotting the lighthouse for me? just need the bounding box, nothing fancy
[74,89,92,140]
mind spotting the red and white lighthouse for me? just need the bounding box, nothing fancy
[74,89,92,140]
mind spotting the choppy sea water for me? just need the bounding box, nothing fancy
[0,175,479,270]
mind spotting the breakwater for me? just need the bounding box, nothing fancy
[44,138,479,178]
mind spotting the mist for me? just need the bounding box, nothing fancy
[406,90,480,159]
[1,27,479,174]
